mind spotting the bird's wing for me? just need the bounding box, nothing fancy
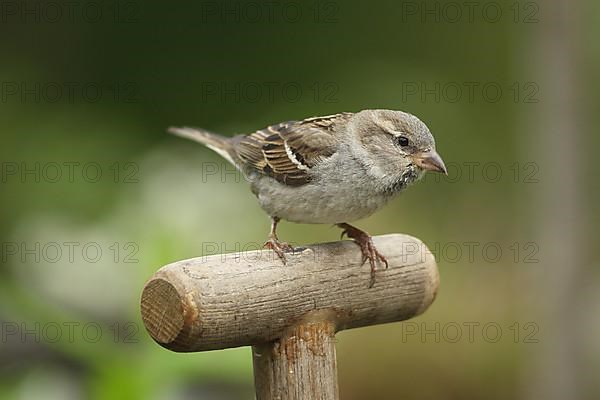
[233,113,353,186]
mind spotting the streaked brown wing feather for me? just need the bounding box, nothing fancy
[233,113,352,186]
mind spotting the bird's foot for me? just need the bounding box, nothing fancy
[338,223,388,287]
[263,237,294,264]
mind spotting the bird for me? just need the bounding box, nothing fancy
[169,109,446,286]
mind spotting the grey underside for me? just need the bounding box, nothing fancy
[244,149,419,224]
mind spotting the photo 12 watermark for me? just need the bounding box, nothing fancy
[0,81,140,104]
[400,1,539,24]
[1,321,140,344]
[199,81,339,104]
[1,241,140,264]
[421,161,540,184]
[198,1,339,24]
[400,81,539,104]
[193,241,313,265]
[1,161,139,184]
[399,321,540,343]
[427,241,539,264]
[0,1,140,24]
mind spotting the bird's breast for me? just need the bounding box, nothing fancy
[252,173,397,224]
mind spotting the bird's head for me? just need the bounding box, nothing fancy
[349,109,447,190]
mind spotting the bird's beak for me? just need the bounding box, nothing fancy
[411,150,447,175]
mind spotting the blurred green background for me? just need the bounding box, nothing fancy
[1,0,598,399]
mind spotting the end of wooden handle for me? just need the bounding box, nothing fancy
[141,278,188,348]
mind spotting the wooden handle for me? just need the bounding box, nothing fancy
[253,317,338,400]
[140,233,439,353]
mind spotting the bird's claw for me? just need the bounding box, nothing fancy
[339,224,388,287]
[264,237,294,264]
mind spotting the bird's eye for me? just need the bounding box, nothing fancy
[395,135,409,147]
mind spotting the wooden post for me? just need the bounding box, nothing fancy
[140,233,439,400]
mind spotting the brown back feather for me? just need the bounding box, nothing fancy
[233,113,352,186]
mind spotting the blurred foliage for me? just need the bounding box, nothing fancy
[1,0,598,399]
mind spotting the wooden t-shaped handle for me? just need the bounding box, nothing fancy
[140,233,439,399]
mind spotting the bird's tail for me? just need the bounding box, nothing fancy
[168,126,236,164]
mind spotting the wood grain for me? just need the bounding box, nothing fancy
[253,316,338,400]
[140,233,439,352]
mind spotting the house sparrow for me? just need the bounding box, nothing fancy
[169,109,446,285]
